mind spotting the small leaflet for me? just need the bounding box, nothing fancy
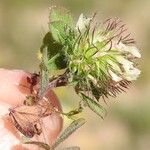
[39,47,49,98]
[60,146,80,150]
[49,6,73,43]
[25,141,51,150]
[52,118,86,149]
[80,93,107,119]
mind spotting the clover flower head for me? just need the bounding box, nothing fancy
[48,8,141,102]
[67,14,141,99]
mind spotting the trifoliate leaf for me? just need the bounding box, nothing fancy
[41,32,67,71]
[47,53,67,70]
[41,32,63,58]
[80,93,107,119]
[49,6,74,43]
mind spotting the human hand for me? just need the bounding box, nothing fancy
[0,69,63,150]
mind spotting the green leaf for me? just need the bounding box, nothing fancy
[49,6,73,43]
[41,31,67,71]
[60,146,80,150]
[90,82,102,100]
[39,47,49,97]
[52,118,86,149]
[80,93,107,119]
[40,7,74,71]
[25,141,51,150]
[47,53,67,70]
[63,106,83,118]
[41,32,62,58]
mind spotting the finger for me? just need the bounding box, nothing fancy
[0,69,63,149]
[0,104,25,150]
[0,68,31,106]
[30,114,63,147]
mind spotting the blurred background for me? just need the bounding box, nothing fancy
[0,0,149,150]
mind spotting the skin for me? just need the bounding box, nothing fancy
[0,69,63,150]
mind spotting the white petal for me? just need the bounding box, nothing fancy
[116,42,141,58]
[115,42,127,51]
[107,59,122,73]
[116,56,141,81]
[93,35,105,44]
[124,67,141,81]
[116,56,133,72]
[76,14,91,33]
[108,70,122,82]
[127,46,141,58]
